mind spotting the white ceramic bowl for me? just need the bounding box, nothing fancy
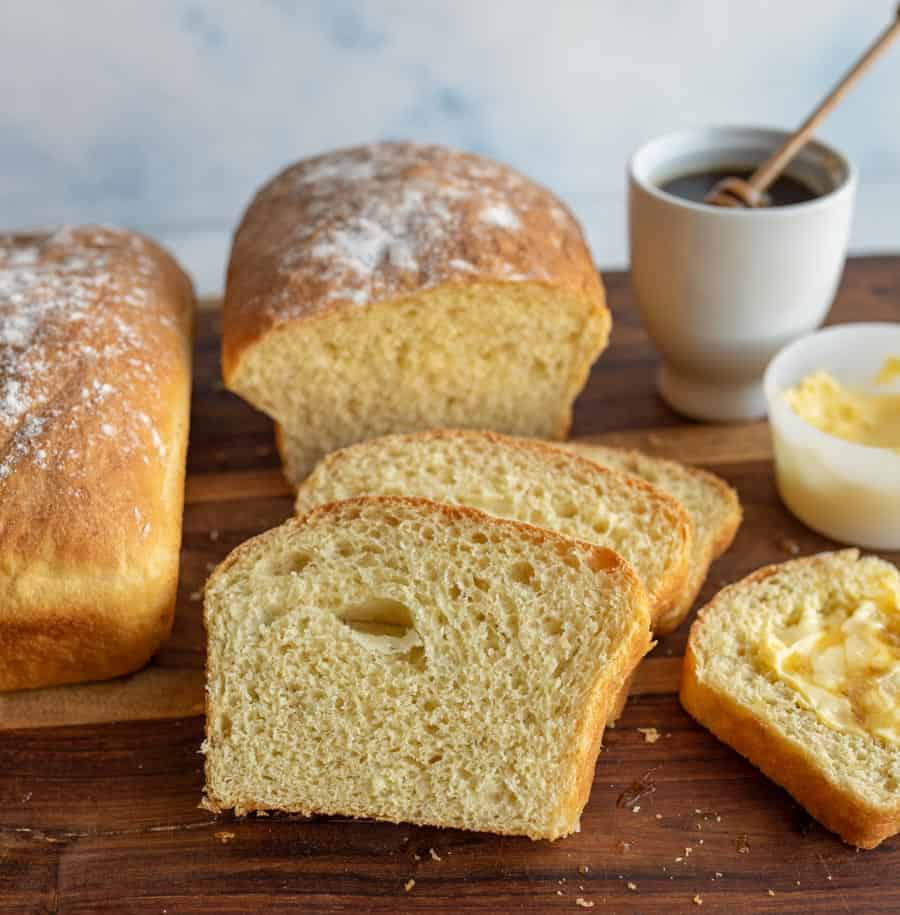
[764,323,900,550]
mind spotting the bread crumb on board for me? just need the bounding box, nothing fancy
[627,882,637,890]
[428,847,442,862]
[404,879,415,892]
[693,894,703,905]
[768,889,775,896]
[774,532,801,555]
[638,727,661,743]
[617,773,656,809]
[214,830,235,843]
[575,899,595,909]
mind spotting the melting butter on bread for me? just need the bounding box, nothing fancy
[294,429,692,628]
[681,550,899,849]
[202,497,651,839]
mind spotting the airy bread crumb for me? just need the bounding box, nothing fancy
[203,496,651,839]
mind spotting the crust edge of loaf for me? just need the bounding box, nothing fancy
[0,587,177,692]
[654,463,742,634]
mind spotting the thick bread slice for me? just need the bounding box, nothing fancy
[203,496,652,840]
[565,443,741,633]
[223,142,609,485]
[294,430,692,628]
[681,550,900,849]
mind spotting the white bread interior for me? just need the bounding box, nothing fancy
[234,283,607,484]
[203,496,651,839]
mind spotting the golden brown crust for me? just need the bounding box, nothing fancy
[203,494,652,838]
[0,227,194,691]
[568,444,742,634]
[564,595,652,829]
[222,141,607,383]
[655,463,741,634]
[680,554,899,849]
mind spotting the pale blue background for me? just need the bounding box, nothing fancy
[3,0,899,293]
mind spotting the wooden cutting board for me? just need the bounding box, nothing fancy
[2,257,898,913]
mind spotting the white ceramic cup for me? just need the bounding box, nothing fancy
[628,126,857,422]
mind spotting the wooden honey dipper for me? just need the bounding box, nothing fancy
[706,5,900,208]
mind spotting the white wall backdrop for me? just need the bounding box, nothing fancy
[3,0,899,294]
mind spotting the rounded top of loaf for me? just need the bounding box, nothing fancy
[223,142,605,379]
[0,225,193,566]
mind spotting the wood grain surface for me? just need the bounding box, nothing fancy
[2,256,899,913]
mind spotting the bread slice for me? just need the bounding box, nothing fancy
[202,496,652,839]
[222,142,609,485]
[564,443,741,633]
[681,550,900,849]
[294,430,692,628]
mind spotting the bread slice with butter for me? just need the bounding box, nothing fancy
[294,429,693,628]
[202,496,652,839]
[681,550,899,848]
[563,443,741,633]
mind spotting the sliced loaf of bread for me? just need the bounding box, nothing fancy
[203,496,652,839]
[681,550,899,849]
[294,429,693,628]
[564,443,741,633]
[222,142,610,485]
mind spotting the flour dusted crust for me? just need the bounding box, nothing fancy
[222,141,606,379]
[0,226,194,691]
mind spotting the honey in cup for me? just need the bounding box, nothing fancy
[659,167,819,207]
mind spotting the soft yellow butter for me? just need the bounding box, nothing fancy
[783,364,900,452]
[876,356,900,385]
[759,591,900,744]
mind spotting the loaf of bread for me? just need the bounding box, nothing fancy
[0,227,194,691]
[203,496,651,839]
[294,429,692,627]
[222,142,610,485]
[564,443,741,632]
[681,550,899,848]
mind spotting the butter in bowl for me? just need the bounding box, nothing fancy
[764,323,900,550]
